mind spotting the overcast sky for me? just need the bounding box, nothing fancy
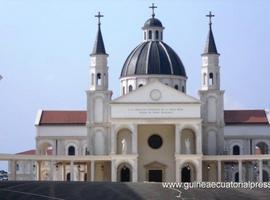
[0,0,270,170]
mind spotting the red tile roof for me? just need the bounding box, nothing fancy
[37,110,269,125]
[39,110,86,125]
[16,149,52,155]
[224,110,269,125]
[16,149,36,155]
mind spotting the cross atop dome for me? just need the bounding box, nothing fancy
[149,3,157,18]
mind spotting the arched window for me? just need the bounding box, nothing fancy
[138,84,143,88]
[66,173,71,181]
[128,85,133,92]
[16,164,19,171]
[174,85,179,90]
[97,73,101,85]
[155,30,159,40]
[182,86,185,93]
[209,73,214,85]
[256,142,268,154]
[68,146,75,156]
[233,145,240,155]
[148,30,152,39]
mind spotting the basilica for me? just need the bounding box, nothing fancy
[7,6,270,183]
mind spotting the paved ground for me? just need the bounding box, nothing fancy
[0,181,270,200]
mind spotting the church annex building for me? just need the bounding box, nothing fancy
[2,6,270,183]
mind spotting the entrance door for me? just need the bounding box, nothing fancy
[149,170,162,182]
[120,167,130,182]
[181,167,191,182]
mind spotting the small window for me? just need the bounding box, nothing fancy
[138,84,143,88]
[174,85,179,90]
[149,30,152,39]
[97,73,101,85]
[68,146,75,156]
[155,30,159,40]
[233,145,240,155]
[128,85,133,92]
[209,73,214,85]
[16,164,19,171]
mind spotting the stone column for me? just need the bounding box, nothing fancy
[87,162,91,181]
[10,160,17,181]
[91,161,95,181]
[49,161,54,181]
[63,162,66,181]
[111,125,116,154]
[132,159,138,182]
[37,161,41,181]
[259,160,263,182]
[111,160,116,182]
[132,124,138,154]
[175,161,180,182]
[238,160,242,182]
[196,161,202,182]
[175,125,180,154]
[196,125,202,154]
[217,160,221,182]
[70,161,74,181]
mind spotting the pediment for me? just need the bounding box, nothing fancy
[111,81,200,104]
[144,161,167,169]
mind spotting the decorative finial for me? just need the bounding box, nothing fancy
[95,11,104,26]
[149,3,157,18]
[206,11,215,26]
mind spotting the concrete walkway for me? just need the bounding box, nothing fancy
[0,181,270,200]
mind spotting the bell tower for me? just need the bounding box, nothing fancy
[86,12,112,155]
[199,12,225,155]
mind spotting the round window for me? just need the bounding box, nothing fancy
[148,134,163,149]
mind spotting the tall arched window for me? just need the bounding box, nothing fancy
[209,73,214,85]
[68,146,75,156]
[233,145,240,155]
[66,173,71,181]
[149,30,152,39]
[128,85,133,92]
[97,73,101,85]
[155,30,159,40]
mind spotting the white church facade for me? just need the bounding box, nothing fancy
[6,7,270,183]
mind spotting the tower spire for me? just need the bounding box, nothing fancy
[91,11,107,56]
[203,11,218,55]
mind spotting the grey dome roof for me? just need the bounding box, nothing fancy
[143,18,163,29]
[121,41,186,77]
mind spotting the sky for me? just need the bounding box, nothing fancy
[0,0,270,170]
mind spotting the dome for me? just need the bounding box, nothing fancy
[143,18,163,29]
[120,41,186,77]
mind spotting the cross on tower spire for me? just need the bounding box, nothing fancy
[149,3,157,18]
[206,11,215,26]
[95,11,104,26]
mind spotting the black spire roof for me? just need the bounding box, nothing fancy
[91,12,107,56]
[203,11,219,55]
[91,25,107,55]
[203,26,218,55]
